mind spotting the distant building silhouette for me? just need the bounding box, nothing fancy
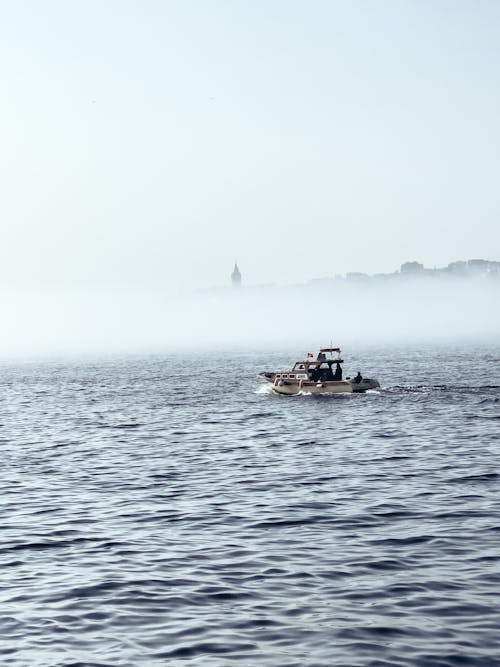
[400,261,425,275]
[304,258,499,288]
[346,272,369,282]
[231,262,242,288]
[447,260,468,276]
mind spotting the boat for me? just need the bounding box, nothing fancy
[259,347,380,395]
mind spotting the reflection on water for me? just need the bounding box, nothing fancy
[1,345,499,666]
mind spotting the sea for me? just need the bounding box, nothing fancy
[1,343,499,667]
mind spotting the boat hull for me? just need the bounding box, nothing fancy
[266,379,353,395]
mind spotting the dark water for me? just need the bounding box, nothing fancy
[1,344,500,666]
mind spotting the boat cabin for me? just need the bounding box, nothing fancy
[272,348,345,383]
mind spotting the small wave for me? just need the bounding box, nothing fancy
[160,641,258,659]
[448,472,499,484]
[242,411,279,420]
[97,422,143,429]
[299,391,354,399]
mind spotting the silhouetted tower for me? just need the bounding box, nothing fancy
[231,262,242,288]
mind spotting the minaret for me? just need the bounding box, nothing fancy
[231,262,242,288]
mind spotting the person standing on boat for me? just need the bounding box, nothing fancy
[353,371,362,384]
[333,363,342,380]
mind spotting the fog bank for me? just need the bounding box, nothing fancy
[1,278,499,359]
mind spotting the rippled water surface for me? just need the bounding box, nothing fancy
[1,344,500,666]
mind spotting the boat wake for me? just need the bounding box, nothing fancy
[255,384,358,398]
[256,383,499,399]
[387,384,500,394]
[255,384,274,395]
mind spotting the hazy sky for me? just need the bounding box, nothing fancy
[1,0,499,291]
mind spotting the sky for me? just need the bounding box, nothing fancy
[0,0,499,293]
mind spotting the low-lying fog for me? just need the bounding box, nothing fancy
[1,278,499,359]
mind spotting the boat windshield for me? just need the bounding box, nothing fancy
[318,348,341,361]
